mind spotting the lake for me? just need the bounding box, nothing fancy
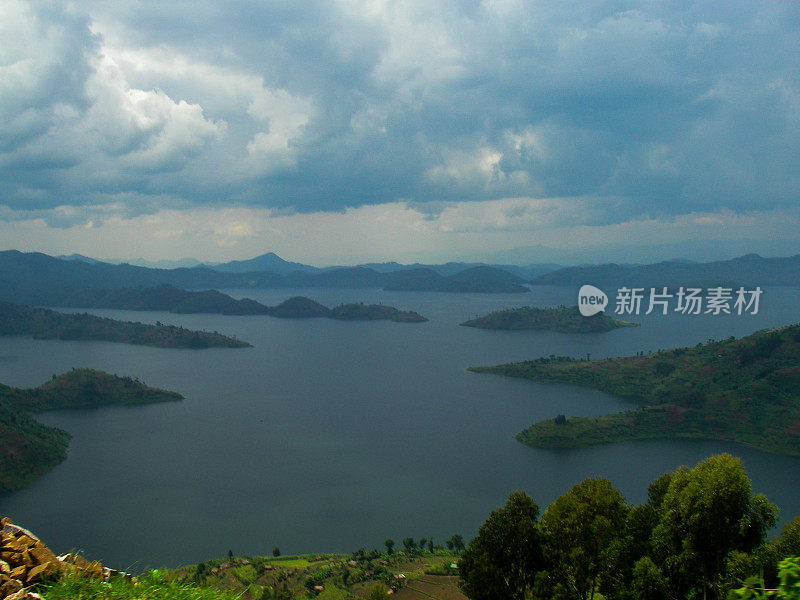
[1,285,799,570]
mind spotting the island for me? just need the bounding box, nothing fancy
[266,296,428,322]
[0,369,183,492]
[460,305,637,333]
[0,301,251,348]
[469,323,800,456]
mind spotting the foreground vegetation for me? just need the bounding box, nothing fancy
[460,305,637,333]
[0,369,182,492]
[470,323,800,456]
[22,455,800,600]
[37,548,466,600]
[0,301,251,348]
[458,454,800,600]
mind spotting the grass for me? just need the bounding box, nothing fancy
[28,550,468,600]
[39,571,241,600]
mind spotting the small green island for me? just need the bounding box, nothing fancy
[266,296,428,322]
[469,323,800,456]
[0,369,183,492]
[0,301,251,348]
[460,305,637,333]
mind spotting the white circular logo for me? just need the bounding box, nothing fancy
[578,284,608,317]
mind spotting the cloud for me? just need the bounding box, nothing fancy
[84,52,226,172]
[0,0,799,260]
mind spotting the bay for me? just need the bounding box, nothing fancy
[0,285,798,569]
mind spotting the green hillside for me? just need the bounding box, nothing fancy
[460,305,637,332]
[0,369,182,492]
[0,301,251,348]
[470,323,800,455]
[267,297,428,322]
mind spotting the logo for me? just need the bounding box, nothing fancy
[578,284,608,317]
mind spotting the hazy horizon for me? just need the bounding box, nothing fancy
[16,242,800,271]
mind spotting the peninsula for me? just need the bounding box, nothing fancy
[460,305,636,333]
[0,369,183,492]
[0,301,251,348]
[469,323,800,456]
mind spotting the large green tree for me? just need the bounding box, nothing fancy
[776,515,800,559]
[540,477,629,600]
[650,454,777,600]
[458,491,543,600]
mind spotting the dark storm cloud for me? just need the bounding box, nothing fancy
[1,0,798,226]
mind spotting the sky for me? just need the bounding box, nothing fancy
[1,0,799,266]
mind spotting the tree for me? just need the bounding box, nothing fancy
[384,538,394,555]
[540,477,629,600]
[458,491,543,600]
[419,537,427,552]
[427,538,435,553]
[402,537,417,553]
[272,546,281,557]
[651,454,778,600]
[447,534,465,553]
[631,556,669,600]
[776,515,800,559]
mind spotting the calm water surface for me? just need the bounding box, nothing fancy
[0,286,799,569]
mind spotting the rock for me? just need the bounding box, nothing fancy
[0,515,135,597]
[28,545,58,567]
[8,566,26,580]
[0,578,23,597]
[24,564,48,584]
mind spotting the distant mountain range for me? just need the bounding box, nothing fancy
[3,251,799,299]
[532,253,800,287]
[0,250,533,294]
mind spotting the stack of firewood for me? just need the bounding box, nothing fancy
[1,516,132,599]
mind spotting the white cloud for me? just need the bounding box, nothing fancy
[245,87,314,171]
[84,52,225,172]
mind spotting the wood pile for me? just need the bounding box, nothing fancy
[1,516,132,599]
